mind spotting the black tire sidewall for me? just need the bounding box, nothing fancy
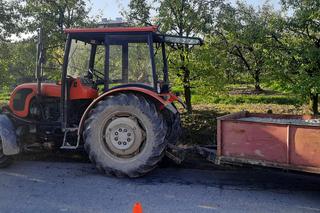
[0,139,12,168]
[84,94,167,176]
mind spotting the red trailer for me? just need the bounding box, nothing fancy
[216,111,320,174]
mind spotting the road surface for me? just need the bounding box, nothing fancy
[0,159,319,213]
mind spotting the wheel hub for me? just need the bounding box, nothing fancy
[110,124,135,150]
[104,117,144,156]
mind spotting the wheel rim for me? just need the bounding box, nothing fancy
[103,115,145,158]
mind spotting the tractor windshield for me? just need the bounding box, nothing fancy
[102,34,157,90]
[65,32,168,92]
[102,42,154,87]
[67,40,91,78]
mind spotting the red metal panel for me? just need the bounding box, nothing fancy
[221,121,288,163]
[41,84,61,97]
[217,112,320,174]
[217,119,222,156]
[9,79,99,118]
[290,126,320,167]
[9,84,37,118]
[69,78,98,100]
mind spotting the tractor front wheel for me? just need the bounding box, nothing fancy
[83,93,167,177]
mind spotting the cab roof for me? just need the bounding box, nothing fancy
[64,26,203,46]
[64,26,158,34]
[64,26,160,44]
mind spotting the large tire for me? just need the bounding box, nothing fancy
[0,138,13,168]
[164,109,182,144]
[83,93,168,177]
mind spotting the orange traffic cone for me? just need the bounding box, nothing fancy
[132,202,143,213]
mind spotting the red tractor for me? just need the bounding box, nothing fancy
[0,26,202,177]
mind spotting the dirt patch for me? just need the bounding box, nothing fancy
[229,88,278,95]
[180,105,225,145]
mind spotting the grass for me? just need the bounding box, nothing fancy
[191,93,300,105]
[0,93,9,101]
[0,95,9,109]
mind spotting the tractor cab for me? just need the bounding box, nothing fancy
[64,26,168,93]
[63,26,202,94]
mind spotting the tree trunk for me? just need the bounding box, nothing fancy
[179,49,192,113]
[253,69,262,92]
[183,66,192,113]
[254,83,262,92]
[310,93,319,116]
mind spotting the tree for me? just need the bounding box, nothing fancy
[213,2,277,92]
[157,0,218,112]
[189,36,228,96]
[126,0,151,26]
[0,40,37,88]
[0,0,21,41]
[271,0,320,115]
[20,0,91,78]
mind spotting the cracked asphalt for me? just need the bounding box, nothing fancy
[0,158,319,213]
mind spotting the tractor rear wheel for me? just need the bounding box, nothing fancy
[164,108,182,144]
[83,93,167,177]
[0,138,13,168]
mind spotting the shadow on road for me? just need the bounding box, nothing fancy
[14,150,320,193]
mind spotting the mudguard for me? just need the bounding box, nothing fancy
[77,87,178,136]
[0,114,19,155]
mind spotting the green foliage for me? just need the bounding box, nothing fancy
[126,0,151,26]
[22,0,90,39]
[213,2,278,91]
[68,40,91,77]
[0,0,21,41]
[0,40,36,87]
[0,92,9,101]
[269,0,320,114]
[20,0,92,79]
[156,0,219,112]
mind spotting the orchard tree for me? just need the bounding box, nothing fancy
[157,0,218,112]
[214,2,278,92]
[0,0,21,41]
[0,0,22,87]
[271,0,320,115]
[126,0,151,26]
[189,36,229,96]
[20,0,91,79]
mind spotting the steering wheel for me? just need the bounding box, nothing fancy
[88,68,104,81]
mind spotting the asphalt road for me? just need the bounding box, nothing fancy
[0,159,319,213]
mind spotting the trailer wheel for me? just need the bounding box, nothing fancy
[0,138,13,168]
[83,93,167,177]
